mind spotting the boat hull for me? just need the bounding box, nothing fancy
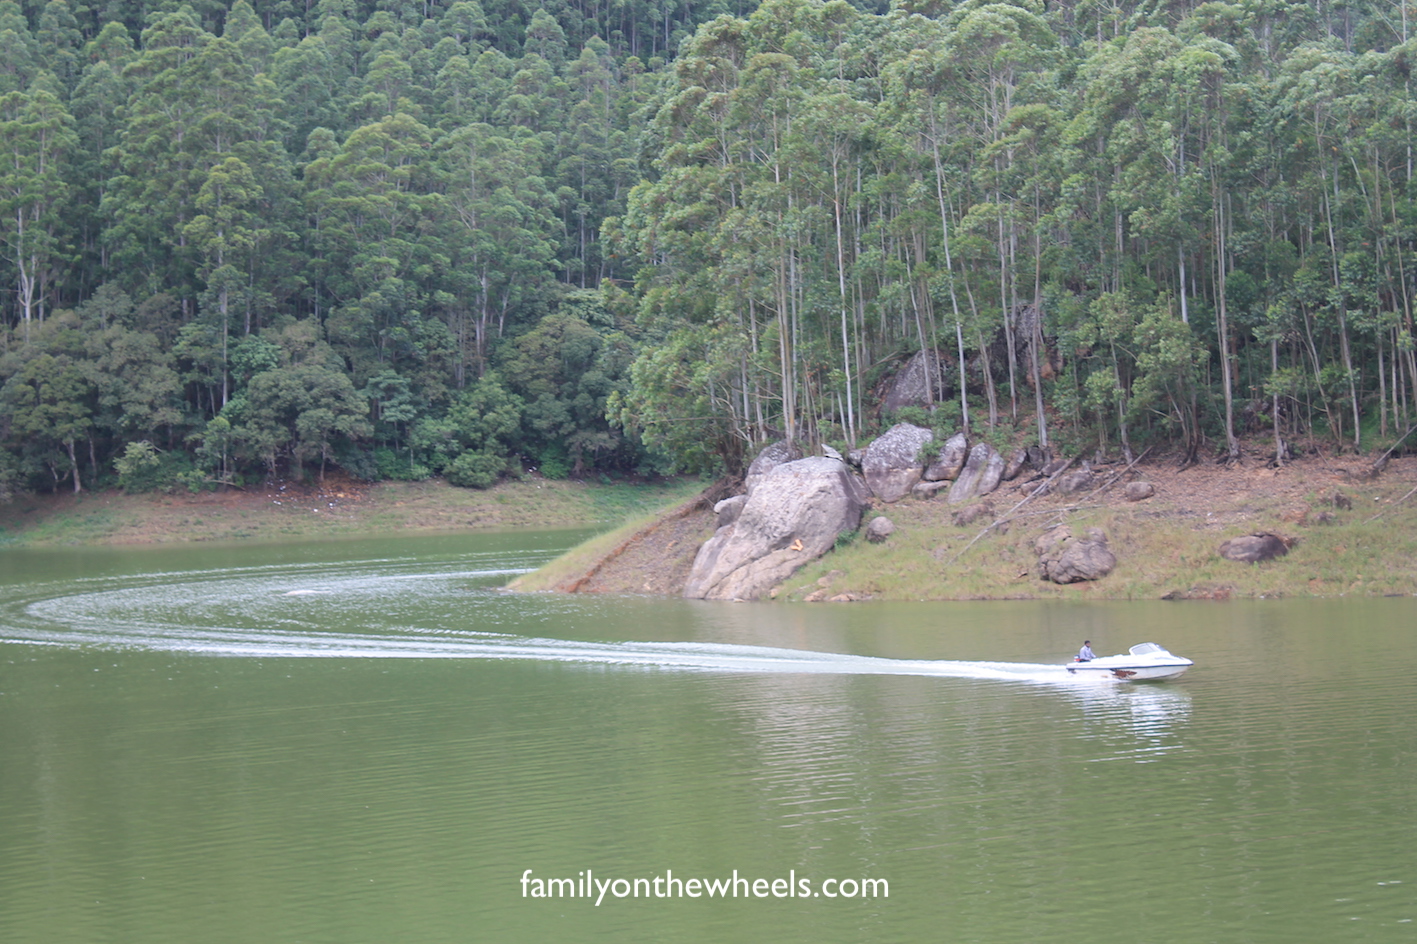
[1064,662,1191,681]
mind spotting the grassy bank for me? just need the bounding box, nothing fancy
[0,475,706,548]
[782,498,1417,602]
[513,454,1417,601]
[787,458,1417,601]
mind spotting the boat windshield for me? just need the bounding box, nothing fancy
[1128,642,1165,656]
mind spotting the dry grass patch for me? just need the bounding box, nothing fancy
[779,456,1417,601]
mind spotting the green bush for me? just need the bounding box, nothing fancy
[445,449,506,489]
[374,447,430,481]
[115,441,196,493]
[534,442,571,479]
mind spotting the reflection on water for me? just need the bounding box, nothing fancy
[1,536,1415,944]
[1067,684,1193,762]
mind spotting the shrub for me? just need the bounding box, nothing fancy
[374,447,430,481]
[115,441,196,493]
[445,449,506,489]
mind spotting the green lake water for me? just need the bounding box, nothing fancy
[1,531,1414,943]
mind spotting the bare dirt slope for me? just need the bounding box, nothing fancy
[568,504,716,594]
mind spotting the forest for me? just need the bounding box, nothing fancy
[0,0,1414,498]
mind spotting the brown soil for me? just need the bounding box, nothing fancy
[566,504,716,594]
[555,448,1417,597]
[1061,450,1416,529]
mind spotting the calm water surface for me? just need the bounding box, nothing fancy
[0,531,1414,943]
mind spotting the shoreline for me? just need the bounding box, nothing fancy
[516,452,1417,601]
[5,454,1417,602]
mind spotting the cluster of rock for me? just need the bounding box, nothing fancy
[683,420,1304,601]
[859,423,1029,506]
[686,424,1029,600]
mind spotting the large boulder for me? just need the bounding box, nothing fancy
[744,440,803,495]
[923,431,969,481]
[862,423,934,503]
[684,457,870,601]
[883,350,948,412]
[1035,524,1116,584]
[948,443,1005,504]
[1219,532,1293,563]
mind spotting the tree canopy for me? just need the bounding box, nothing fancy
[1,0,1415,496]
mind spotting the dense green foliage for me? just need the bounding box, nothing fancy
[0,0,1414,497]
[615,0,1417,472]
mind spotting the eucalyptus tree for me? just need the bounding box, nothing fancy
[69,22,133,287]
[35,0,82,92]
[433,121,559,383]
[103,8,211,303]
[943,0,1056,428]
[879,13,984,429]
[558,39,626,287]
[106,16,294,328]
[0,1,38,96]
[182,156,273,407]
[300,111,442,384]
[272,33,348,152]
[1275,41,1365,445]
[0,82,77,336]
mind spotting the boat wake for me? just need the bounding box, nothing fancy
[1,612,1114,684]
[0,558,1142,686]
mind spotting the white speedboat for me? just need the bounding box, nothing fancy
[1064,642,1193,681]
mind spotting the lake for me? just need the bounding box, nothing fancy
[1,531,1414,943]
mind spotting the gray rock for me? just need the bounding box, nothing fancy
[1034,524,1071,558]
[911,479,951,499]
[865,516,896,543]
[1002,448,1029,481]
[822,444,843,461]
[745,440,802,495]
[684,457,870,601]
[1123,481,1155,501]
[713,494,748,528]
[883,349,948,412]
[923,431,969,481]
[1035,524,1116,584]
[1056,471,1095,495]
[951,501,994,527]
[1219,532,1293,563]
[948,442,1005,504]
[862,423,934,503]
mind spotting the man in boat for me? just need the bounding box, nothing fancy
[1076,640,1096,662]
